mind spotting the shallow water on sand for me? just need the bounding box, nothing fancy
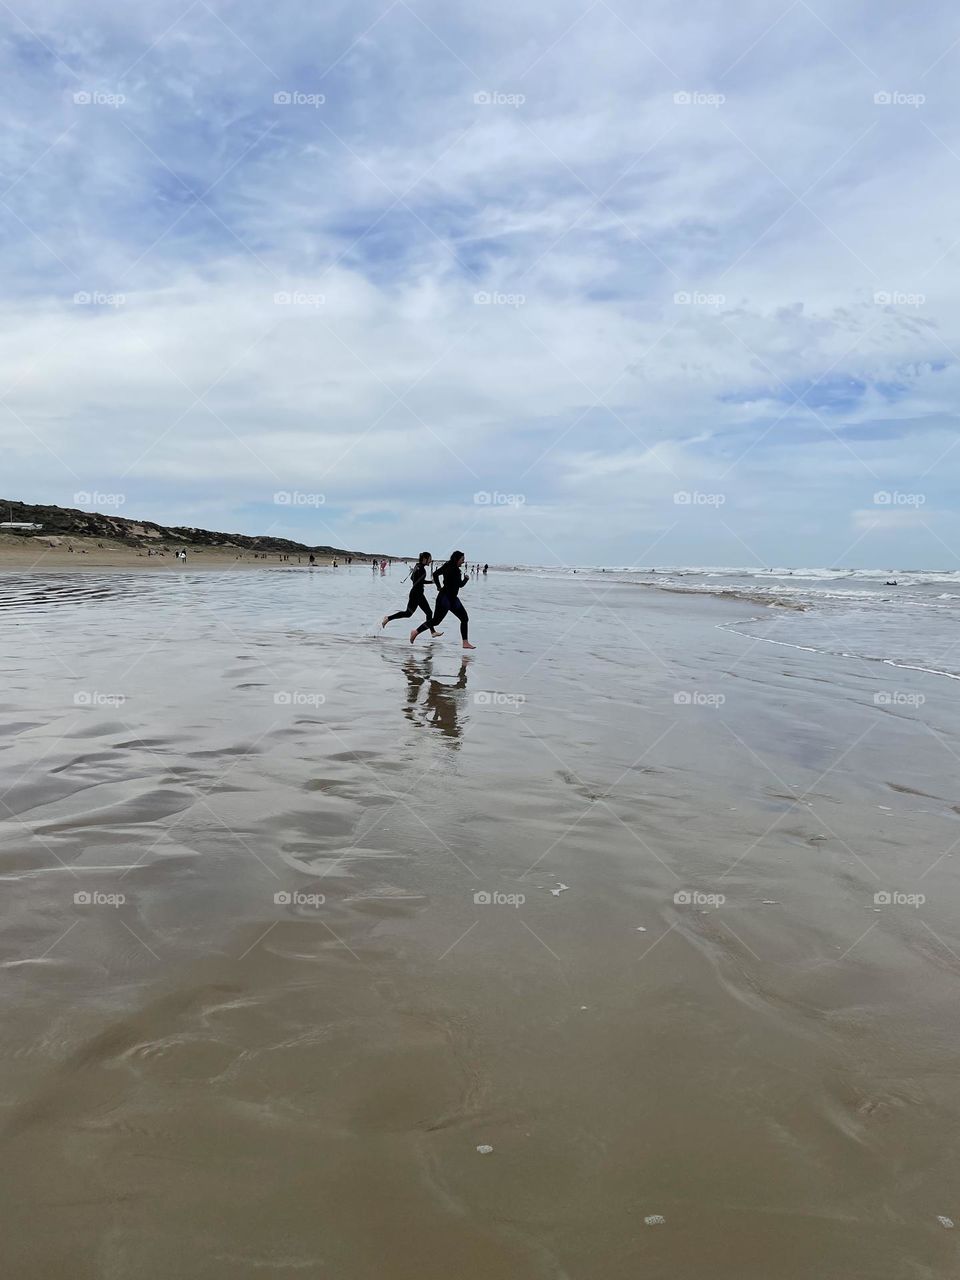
[1,566,959,1279]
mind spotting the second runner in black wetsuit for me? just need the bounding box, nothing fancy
[413,550,476,649]
[382,552,441,635]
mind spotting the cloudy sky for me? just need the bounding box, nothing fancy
[2,0,959,567]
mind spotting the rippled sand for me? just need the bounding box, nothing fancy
[1,566,958,1278]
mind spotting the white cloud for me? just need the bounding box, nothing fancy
[1,0,959,564]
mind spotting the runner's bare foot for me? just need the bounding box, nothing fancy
[409,628,418,644]
[462,641,476,649]
[381,615,389,629]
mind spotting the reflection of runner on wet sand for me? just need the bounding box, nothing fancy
[402,653,470,741]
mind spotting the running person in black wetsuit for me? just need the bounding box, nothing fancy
[381,552,443,638]
[412,550,476,649]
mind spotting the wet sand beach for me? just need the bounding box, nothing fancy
[1,565,959,1278]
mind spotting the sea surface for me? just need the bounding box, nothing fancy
[517,564,960,679]
[1,565,959,1279]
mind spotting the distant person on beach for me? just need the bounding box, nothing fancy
[412,550,475,649]
[483,563,488,574]
[308,553,315,566]
[381,551,443,639]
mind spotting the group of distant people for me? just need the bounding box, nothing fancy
[305,554,356,567]
[381,551,488,649]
